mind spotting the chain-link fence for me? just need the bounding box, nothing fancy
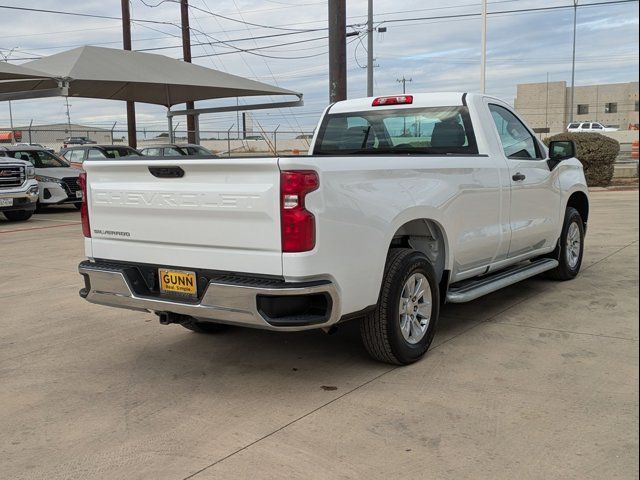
[1,127,315,156]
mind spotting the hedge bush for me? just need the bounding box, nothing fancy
[544,132,619,187]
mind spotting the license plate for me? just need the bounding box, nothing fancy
[76,191,83,199]
[0,198,13,207]
[159,269,197,296]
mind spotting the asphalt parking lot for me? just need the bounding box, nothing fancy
[1,191,638,480]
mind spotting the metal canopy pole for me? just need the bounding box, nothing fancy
[167,110,174,143]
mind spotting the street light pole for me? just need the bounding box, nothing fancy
[569,0,578,123]
[480,0,487,93]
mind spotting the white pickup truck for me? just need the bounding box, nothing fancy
[78,93,589,365]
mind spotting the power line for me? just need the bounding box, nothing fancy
[375,0,638,27]
[0,4,176,26]
[4,0,635,58]
[137,0,313,32]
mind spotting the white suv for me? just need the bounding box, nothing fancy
[567,122,618,132]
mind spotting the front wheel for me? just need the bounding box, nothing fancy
[360,249,440,365]
[546,207,584,281]
[3,210,34,222]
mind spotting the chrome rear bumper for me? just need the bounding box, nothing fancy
[78,261,340,331]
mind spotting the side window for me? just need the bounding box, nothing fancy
[66,150,81,162]
[164,147,184,156]
[488,104,540,159]
[591,123,603,130]
[87,148,106,159]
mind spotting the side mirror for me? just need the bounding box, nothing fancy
[548,140,576,170]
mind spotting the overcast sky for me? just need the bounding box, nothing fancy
[1,0,638,134]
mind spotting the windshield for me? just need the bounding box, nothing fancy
[314,106,477,155]
[9,150,69,168]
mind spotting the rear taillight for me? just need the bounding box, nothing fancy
[78,172,91,238]
[280,170,318,253]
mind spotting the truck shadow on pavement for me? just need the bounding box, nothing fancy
[127,278,546,387]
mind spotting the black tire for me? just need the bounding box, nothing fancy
[179,317,228,334]
[360,248,440,365]
[3,210,34,222]
[546,207,584,281]
[74,203,82,210]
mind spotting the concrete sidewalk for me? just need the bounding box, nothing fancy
[1,193,638,480]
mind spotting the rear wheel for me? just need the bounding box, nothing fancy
[3,210,34,222]
[179,317,228,334]
[546,207,584,281]
[360,249,440,365]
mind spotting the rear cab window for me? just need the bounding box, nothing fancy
[313,106,478,155]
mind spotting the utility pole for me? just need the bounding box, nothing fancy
[121,0,137,148]
[180,0,196,144]
[396,76,412,94]
[569,0,578,123]
[367,0,374,97]
[328,0,347,102]
[480,0,487,93]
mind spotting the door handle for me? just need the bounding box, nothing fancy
[148,166,185,178]
[512,172,526,182]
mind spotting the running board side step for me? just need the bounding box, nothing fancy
[446,258,559,303]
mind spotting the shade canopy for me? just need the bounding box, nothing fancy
[0,61,52,81]
[0,46,299,107]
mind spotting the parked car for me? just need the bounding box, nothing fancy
[0,146,82,209]
[139,144,215,157]
[567,122,618,132]
[0,157,39,222]
[63,136,97,148]
[60,145,142,169]
[78,92,589,365]
[14,142,55,153]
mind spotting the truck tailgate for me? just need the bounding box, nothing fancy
[84,158,282,276]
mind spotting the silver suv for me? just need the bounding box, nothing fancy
[0,158,39,222]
